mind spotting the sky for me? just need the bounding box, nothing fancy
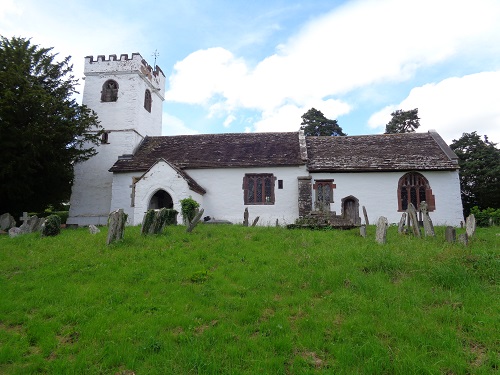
[1,0,500,144]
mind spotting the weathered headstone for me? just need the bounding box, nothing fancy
[276,219,279,227]
[375,216,388,244]
[21,215,45,234]
[251,216,260,227]
[465,214,476,238]
[243,208,249,227]
[8,227,22,238]
[107,209,127,245]
[362,206,369,226]
[397,212,407,234]
[407,203,421,237]
[457,233,468,246]
[19,212,29,226]
[89,225,100,234]
[360,225,367,238]
[420,202,435,237]
[141,208,172,235]
[445,226,456,243]
[186,208,204,233]
[0,213,16,231]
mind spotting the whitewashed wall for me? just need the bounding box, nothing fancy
[188,165,308,226]
[309,170,463,226]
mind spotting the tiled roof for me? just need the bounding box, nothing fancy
[306,131,458,172]
[110,132,303,172]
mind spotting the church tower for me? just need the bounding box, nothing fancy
[67,53,166,226]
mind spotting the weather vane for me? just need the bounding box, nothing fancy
[152,49,159,67]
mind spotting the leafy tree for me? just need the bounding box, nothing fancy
[384,108,420,134]
[0,36,102,218]
[450,132,500,216]
[300,108,346,136]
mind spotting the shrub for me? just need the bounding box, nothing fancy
[470,206,500,227]
[41,215,61,237]
[180,197,200,224]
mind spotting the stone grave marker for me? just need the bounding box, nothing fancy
[375,216,388,244]
[187,208,204,233]
[89,225,100,234]
[458,233,468,246]
[407,203,421,237]
[360,225,367,238]
[107,209,127,245]
[8,227,22,238]
[362,206,369,226]
[0,213,16,231]
[420,201,435,237]
[397,212,407,234]
[243,208,249,227]
[445,226,456,243]
[465,214,476,238]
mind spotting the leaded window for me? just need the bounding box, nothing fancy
[243,174,275,205]
[398,172,435,211]
[144,89,152,112]
[314,180,335,211]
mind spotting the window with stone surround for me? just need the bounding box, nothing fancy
[243,174,275,205]
[144,89,152,112]
[101,80,119,102]
[398,172,435,211]
[314,179,335,211]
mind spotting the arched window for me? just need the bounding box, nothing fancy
[101,80,119,102]
[144,89,152,112]
[398,172,435,211]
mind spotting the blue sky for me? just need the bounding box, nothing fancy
[2,0,500,144]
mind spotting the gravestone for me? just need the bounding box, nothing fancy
[445,226,456,243]
[420,202,435,237]
[397,212,407,234]
[407,203,421,237]
[465,214,476,238]
[141,208,173,235]
[186,208,204,233]
[362,206,369,226]
[8,227,22,238]
[89,225,100,234]
[21,215,45,234]
[360,225,367,238]
[375,216,388,244]
[0,213,16,230]
[243,208,249,227]
[251,217,260,227]
[107,209,127,245]
[458,233,468,245]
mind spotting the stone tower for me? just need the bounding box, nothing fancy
[67,53,166,226]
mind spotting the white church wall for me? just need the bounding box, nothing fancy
[310,170,463,226]
[188,165,308,226]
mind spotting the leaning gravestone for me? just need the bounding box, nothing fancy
[465,214,476,238]
[141,208,172,235]
[8,227,22,238]
[362,206,369,226]
[21,215,45,234]
[445,226,456,243]
[420,201,435,237]
[375,216,388,244]
[397,212,407,234]
[407,203,421,237]
[0,213,16,231]
[107,209,127,245]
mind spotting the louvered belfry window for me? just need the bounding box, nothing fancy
[243,174,275,205]
[398,172,435,211]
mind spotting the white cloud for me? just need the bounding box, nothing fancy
[223,114,236,128]
[368,71,500,144]
[165,0,500,132]
[162,113,199,136]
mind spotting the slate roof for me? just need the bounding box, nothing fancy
[306,131,458,172]
[110,132,304,172]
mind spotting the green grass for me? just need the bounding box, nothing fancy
[1,225,499,374]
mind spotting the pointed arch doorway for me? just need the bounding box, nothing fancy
[148,189,173,210]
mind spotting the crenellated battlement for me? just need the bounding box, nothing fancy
[85,53,165,78]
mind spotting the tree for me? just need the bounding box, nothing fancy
[0,36,102,218]
[450,132,500,216]
[300,108,346,136]
[384,108,420,134]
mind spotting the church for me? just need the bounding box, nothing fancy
[67,53,464,227]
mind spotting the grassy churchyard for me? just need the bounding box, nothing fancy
[0,224,499,374]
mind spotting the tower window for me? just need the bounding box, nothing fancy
[101,80,119,102]
[144,89,152,112]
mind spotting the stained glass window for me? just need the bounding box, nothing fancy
[243,174,275,204]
